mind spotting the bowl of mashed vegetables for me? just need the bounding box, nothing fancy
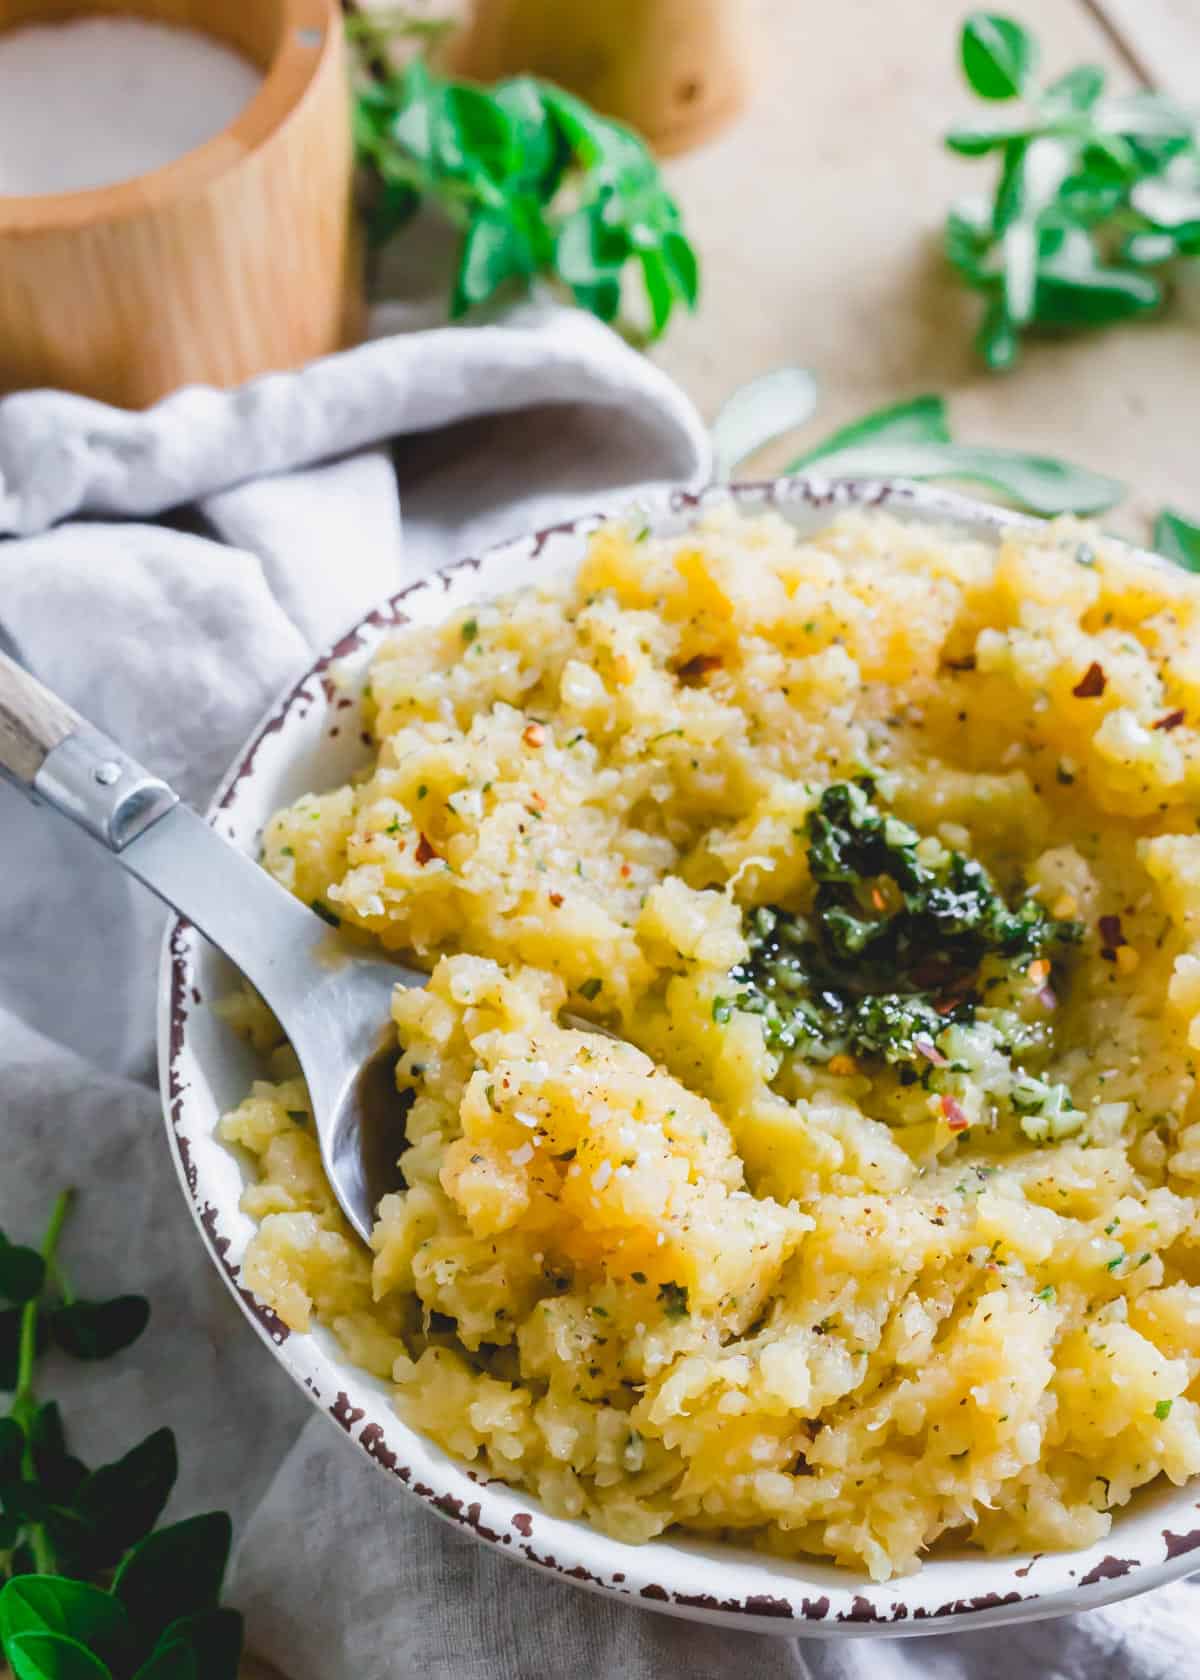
[164,477,1200,1634]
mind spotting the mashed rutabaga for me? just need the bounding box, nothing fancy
[220,506,1200,1580]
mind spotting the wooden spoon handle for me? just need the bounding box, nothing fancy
[0,649,80,785]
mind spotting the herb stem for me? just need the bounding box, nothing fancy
[48,1256,75,1308]
[13,1189,75,1574]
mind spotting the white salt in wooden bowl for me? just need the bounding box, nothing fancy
[0,0,362,407]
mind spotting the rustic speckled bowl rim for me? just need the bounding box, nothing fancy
[158,475,1200,1637]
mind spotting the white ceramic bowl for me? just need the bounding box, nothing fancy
[159,477,1200,1637]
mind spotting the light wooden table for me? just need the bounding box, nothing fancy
[654,0,1200,543]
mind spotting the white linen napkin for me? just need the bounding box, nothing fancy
[0,299,1196,1680]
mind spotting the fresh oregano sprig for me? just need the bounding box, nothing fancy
[945,10,1200,368]
[348,27,699,339]
[0,1193,242,1680]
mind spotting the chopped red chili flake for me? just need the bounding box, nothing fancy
[549,891,564,908]
[523,721,546,747]
[414,832,438,866]
[914,1036,948,1066]
[527,790,546,811]
[676,653,723,684]
[1098,913,1126,950]
[1072,662,1107,699]
[1154,708,1186,731]
[940,1095,970,1132]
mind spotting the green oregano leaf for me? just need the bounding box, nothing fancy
[51,1297,150,1362]
[131,1646,198,1680]
[72,1428,178,1563]
[135,1608,243,1680]
[0,1238,46,1305]
[30,1405,88,1503]
[975,297,1019,369]
[0,1577,134,1673]
[945,12,1200,366]
[5,1629,113,1680]
[347,40,698,341]
[960,12,1037,100]
[113,1513,233,1655]
[1042,63,1104,114]
[451,210,533,318]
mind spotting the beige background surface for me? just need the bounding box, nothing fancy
[652,0,1200,542]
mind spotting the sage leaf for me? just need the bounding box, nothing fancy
[0,1577,133,1673]
[793,393,951,462]
[1155,510,1200,572]
[711,368,819,479]
[5,1630,113,1680]
[73,1428,178,1563]
[51,1297,149,1362]
[786,440,1122,516]
[0,1239,46,1305]
[961,12,1037,101]
[113,1513,232,1655]
[135,1608,243,1680]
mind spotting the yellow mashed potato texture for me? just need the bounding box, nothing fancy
[221,507,1200,1580]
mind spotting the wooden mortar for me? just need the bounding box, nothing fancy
[447,0,747,156]
[0,0,362,407]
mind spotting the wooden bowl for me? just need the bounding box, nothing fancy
[447,0,748,156]
[0,0,363,408]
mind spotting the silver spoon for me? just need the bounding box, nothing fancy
[0,649,434,1244]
